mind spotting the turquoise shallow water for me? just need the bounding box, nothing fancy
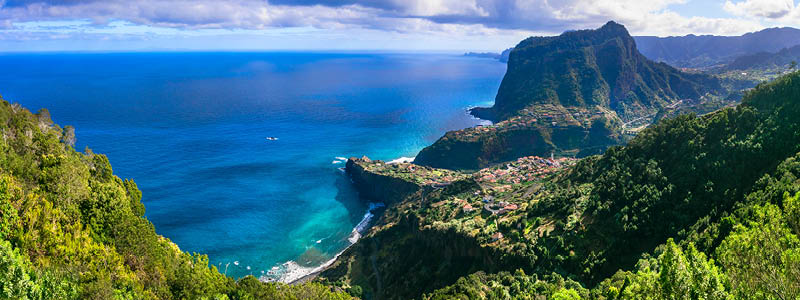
[0,52,505,280]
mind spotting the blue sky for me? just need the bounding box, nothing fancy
[1,0,798,52]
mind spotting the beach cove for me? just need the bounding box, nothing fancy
[0,51,505,281]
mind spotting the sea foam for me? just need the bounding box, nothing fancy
[262,202,386,284]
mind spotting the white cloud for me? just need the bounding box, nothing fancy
[0,0,791,50]
[724,0,795,19]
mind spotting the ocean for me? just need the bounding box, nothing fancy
[0,52,505,280]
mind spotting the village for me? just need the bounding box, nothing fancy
[473,155,576,187]
[466,155,576,216]
[354,153,577,245]
[357,157,468,187]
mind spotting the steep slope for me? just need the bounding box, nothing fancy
[499,47,512,63]
[327,71,800,299]
[0,98,351,299]
[415,21,726,170]
[723,44,800,71]
[473,21,723,123]
[635,27,800,68]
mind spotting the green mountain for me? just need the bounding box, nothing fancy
[0,99,352,299]
[325,71,800,299]
[723,44,800,71]
[635,27,800,68]
[473,21,723,122]
[414,21,727,171]
[4,24,800,300]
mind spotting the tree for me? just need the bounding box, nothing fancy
[596,239,730,300]
[0,239,37,300]
[61,125,76,147]
[717,199,800,300]
[785,192,800,235]
[552,288,582,300]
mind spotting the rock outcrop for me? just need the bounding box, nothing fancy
[415,21,728,171]
[345,157,422,205]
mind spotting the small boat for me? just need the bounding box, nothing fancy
[266,137,279,141]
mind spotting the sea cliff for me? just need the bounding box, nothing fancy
[323,70,800,299]
[414,21,732,171]
[324,157,536,299]
[345,157,425,205]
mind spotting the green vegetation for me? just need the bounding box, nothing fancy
[427,191,800,299]
[0,99,351,299]
[5,26,800,300]
[415,21,732,170]
[328,71,800,299]
[422,270,587,300]
[482,21,723,122]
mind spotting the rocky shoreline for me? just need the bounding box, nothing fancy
[286,157,425,286]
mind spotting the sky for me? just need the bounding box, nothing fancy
[1,0,799,52]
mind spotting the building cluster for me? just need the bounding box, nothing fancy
[473,155,576,186]
[482,199,519,216]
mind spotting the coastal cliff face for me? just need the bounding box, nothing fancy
[345,157,423,205]
[475,21,724,123]
[415,21,730,171]
[325,158,530,299]
[327,71,800,299]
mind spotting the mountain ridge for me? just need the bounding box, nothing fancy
[327,70,800,300]
[635,26,800,68]
[415,21,727,171]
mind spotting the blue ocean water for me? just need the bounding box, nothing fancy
[0,52,505,280]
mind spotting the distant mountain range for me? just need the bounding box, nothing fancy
[469,27,800,70]
[635,27,800,68]
[721,44,800,71]
[416,21,727,170]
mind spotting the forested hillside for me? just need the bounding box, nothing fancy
[0,98,350,299]
[3,29,800,300]
[327,71,800,299]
